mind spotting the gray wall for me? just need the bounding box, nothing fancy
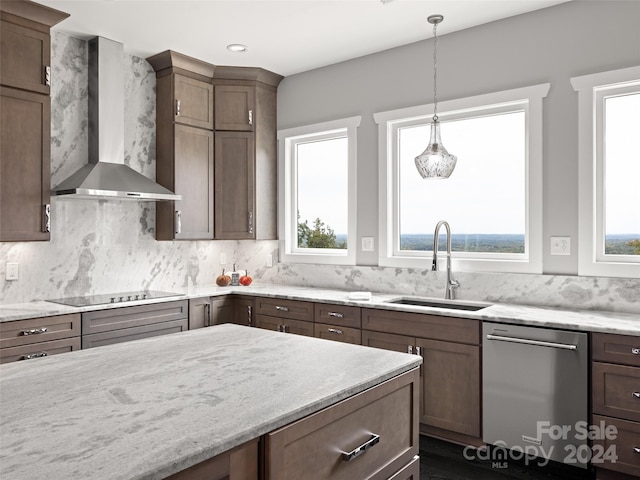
[276,0,640,274]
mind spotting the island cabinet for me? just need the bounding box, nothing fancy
[213,67,283,240]
[361,308,482,446]
[591,333,640,480]
[0,313,80,363]
[254,297,314,337]
[147,50,215,240]
[81,300,188,348]
[0,1,68,242]
[264,367,420,480]
[314,303,362,345]
[166,439,258,480]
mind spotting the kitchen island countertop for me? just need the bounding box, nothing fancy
[1,283,639,335]
[0,324,421,480]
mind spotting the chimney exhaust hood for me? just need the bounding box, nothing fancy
[52,37,181,201]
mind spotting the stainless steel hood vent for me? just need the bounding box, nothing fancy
[52,37,180,201]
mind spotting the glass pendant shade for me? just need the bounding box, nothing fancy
[414,120,457,179]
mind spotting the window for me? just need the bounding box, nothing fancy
[375,84,549,273]
[278,116,360,265]
[572,66,640,278]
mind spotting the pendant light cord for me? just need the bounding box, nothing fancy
[432,20,439,122]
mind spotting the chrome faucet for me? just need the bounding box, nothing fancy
[432,220,460,299]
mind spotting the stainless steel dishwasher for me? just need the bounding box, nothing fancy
[483,322,588,469]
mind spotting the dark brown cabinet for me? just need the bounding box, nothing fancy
[81,300,188,349]
[313,303,362,345]
[213,67,282,240]
[0,1,68,242]
[254,297,314,337]
[362,308,482,444]
[592,333,640,478]
[233,295,255,327]
[147,51,215,240]
[189,296,235,329]
[166,439,258,480]
[0,313,80,363]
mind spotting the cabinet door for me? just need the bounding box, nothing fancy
[174,124,214,239]
[210,297,235,325]
[215,85,255,131]
[174,74,213,129]
[0,87,50,241]
[189,297,212,329]
[0,21,51,95]
[417,337,480,437]
[283,318,314,337]
[234,296,255,327]
[214,131,255,239]
[255,314,282,332]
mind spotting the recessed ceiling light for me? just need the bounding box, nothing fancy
[227,44,248,53]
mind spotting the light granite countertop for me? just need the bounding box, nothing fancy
[0,324,421,480]
[1,283,639,335]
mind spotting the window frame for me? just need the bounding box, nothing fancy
[571,66,640,278]
[277,116,361,265]
[374,83,549,273]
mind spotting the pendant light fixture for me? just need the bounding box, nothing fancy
[414,14,457,179]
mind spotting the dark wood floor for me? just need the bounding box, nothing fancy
[419,436,594,480]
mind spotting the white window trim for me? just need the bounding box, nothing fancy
[277,116,361,265]
[374,83,549,274]
[571,66,640,278]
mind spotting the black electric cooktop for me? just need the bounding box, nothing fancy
[46,290,184,307]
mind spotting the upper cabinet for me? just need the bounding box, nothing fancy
[148,51,282,241]
[147,51,216,240]
[213,67,282,240]
[0,0,69,243]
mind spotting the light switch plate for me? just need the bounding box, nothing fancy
[362,237,375,252]
[6,262,19,280]
[550,236,571,255]
[266,254,273,267]
[220,253,227,265]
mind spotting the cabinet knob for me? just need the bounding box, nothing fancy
[633,392,640,399]
[20,352,48,360]
[632,348,640,355]
[634,447,640,454]
[328,312,344,319]
[275,305,289,312]
[327,328,343,335]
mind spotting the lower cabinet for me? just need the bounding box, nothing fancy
[188,297,234,329]
[0,313,80,363]
[82,300,188,349]
[233,295,255,327]
[264,367,420,480]
[254,298,314,337]
[255,314,314,337]
[362,308,481,444]
[314,323,361,344]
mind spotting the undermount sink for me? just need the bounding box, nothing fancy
[385,297,491,312]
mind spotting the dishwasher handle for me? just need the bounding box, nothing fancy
[486,334,578,351]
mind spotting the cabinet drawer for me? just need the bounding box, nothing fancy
[593,362,640,422]
[82,300,188,334]
[0,337,81,364]
[265,368,419,480]
[592,414,640,477]
[0,313,80,348]
[388,455,420,480]
[255,298,313,322]
[314,323,361,345]
[82,318,188,349]
[362,308,480,345]
[255,315,314,337]
[593,333,640,367]
[315,303,361,328]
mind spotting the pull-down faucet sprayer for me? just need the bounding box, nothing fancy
[432,220,459,299]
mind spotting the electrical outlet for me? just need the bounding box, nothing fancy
[550,237,571,255]
[266,254,273,267]
[220,253,227,265]
[362,236,375,252]
[6,262,19,280]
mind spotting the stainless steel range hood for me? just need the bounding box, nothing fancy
[52,37,180,201]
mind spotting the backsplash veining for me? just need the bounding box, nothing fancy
[0,33,638,315]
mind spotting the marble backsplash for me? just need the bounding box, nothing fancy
[0,33,638,316]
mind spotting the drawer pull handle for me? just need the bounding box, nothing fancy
[328,328,343,335]
[342,434,380,462]
[408,345,413,354]
[633,348,640,355]
[635,447,640,454]
[328,312,344,318]
[20,352,48,360]
[486,334,578,350]
[275,306,289,312]
[633,392,640,399]
[21,328,48,336]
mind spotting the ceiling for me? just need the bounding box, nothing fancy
[39,0,570,77]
